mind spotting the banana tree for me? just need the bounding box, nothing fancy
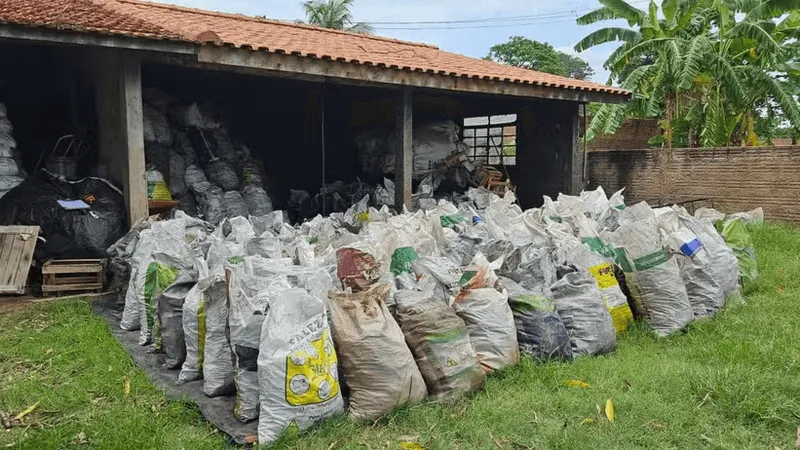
[576,0,800,147]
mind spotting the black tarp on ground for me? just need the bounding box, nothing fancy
[92,296,258,445]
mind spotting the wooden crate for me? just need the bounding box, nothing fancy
[42,259,105,295]
[0,226,40,295]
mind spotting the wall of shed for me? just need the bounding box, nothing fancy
[514,100,582,208]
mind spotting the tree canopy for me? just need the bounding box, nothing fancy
[575,0,800,147]
[487,36,595,80]
[302,0,373,34]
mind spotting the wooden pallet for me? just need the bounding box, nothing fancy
[42,259,105,295]
[0,226,40,295]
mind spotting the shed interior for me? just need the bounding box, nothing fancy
[0,40,585,223]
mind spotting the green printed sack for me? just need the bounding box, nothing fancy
[139,254,182,347]
[719,218,759,294]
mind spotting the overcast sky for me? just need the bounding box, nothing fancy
[162,0,648,83]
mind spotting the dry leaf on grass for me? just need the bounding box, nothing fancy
[564,379,590,388]
[72,431,89,445]
[399,442,425,450]
[605,399,615,423]
[14,402,38,421]
[123,377,131,398]
[795,426,799,448]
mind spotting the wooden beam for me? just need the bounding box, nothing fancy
[197,46,631,104]
[93,50,148,227]
[395,87,414,210]
[0,24,196,55]
[568,104,586,194]
[120,57,149,226]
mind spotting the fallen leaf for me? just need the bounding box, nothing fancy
[489,433,503,449]
[648,421,667,431]
[777,286,785,293]
[123,377,131,398]
[399,442,425,450]
[73,431,88,445]
[14,402,38,421]
[605,399,615,423]
[623,380,632,391]
[580,418,595,426]
[795,426,799,448]
[564,380,590,388]
[697,392,713,408]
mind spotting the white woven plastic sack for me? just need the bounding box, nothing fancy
[694,207,725,225]
[658,208,725,318]
[551,267,617,356]
[412,256,462,304]
[597,189,626,231]
[679,212,740,299]
[580,186,610,221]
[179,261,209,384]
[565,242,633,333]
[139,252,187,346]
[0,157,19,177]
[483,192,533,247]
[121,220,185,331]
[0,117,11,134]
[227,266,292,422]
[453,253,519,372]
[727,208,764,226]
[0,132,16,151]
[257,289,343,445]
[453,286,519,372]
[606,213,694,337]
[0,175,23,191]
[202,272,235,397]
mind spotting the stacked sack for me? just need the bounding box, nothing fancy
[0,102,25,199]
[141,89,273,224]
[111,182,758,445]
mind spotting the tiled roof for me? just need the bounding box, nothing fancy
[0,0,630,97]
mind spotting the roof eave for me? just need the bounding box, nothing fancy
[0,23,631,104]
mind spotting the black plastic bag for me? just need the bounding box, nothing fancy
[0,172,126,261]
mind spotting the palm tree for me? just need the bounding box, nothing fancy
[302,0,373,34]
[576,0,800,147]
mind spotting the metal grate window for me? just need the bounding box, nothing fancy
[462,114,517,166]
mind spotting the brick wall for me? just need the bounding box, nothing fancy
[585,118,661,150]
[586,146,800,224]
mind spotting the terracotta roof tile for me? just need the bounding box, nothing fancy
[0,0,631,97]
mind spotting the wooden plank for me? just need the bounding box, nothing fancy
[0,235,14,281]
[0,226,38,295]
[43,265,103,274]
[51,276,101,285]
[45,259,104,265]
[0,226,40,235]
[3,234,28,288]
[394,86,413,210]
[42,283,103,293]
[9,231,37,290]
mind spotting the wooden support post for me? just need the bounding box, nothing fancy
[94,50,148,227]
[395,86,413,210]
[567,104,585,195]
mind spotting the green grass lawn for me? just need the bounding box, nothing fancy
[2,223,799,449]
